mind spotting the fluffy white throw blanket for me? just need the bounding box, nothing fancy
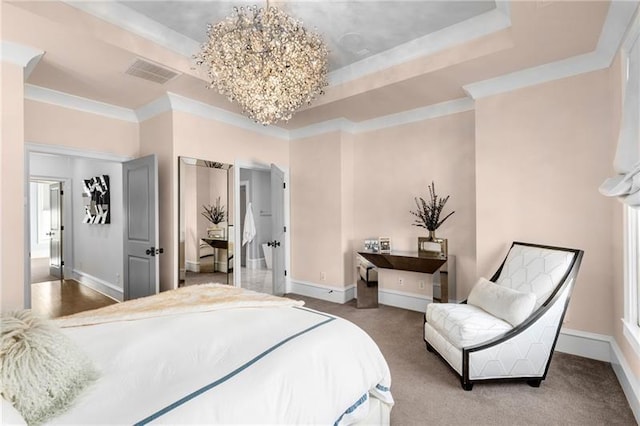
[54,284,304,328]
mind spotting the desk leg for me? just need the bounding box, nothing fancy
[432,268,448,303]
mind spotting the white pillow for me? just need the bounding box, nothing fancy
[467,277,537,327]
[0,310,98,425]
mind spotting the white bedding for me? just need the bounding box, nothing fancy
[47,300,393,425]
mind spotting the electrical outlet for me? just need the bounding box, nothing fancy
[418,280,425,289]
[320,272,326,282]
[398,277,404,286]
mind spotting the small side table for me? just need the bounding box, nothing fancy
[356,250,456,304]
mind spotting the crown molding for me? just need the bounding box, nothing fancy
[1,41,44,78]
[24,84,138,122]
[464,0,638,99]
[328,4,511,86]
[60,1,510,90]
[355,97,474,134]
[61,1,199,57]
[622,3,640,53]
[288,119,356,140]
[165,93,290,140]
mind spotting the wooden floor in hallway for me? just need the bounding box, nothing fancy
[31,279,117,319]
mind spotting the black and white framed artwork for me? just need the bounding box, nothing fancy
[83,175,110,224]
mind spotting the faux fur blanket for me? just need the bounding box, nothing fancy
[54,284,304,328]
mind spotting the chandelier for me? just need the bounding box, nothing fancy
[195,3,329,125]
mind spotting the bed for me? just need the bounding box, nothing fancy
[1,284,393,425]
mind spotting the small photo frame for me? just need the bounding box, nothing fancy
[364,239,379,252]
[379,237,391,253]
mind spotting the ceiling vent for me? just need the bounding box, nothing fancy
[125,58,180,85]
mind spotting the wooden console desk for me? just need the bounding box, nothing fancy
[357,250,454,305]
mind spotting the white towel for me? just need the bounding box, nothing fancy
[242,202,257,246]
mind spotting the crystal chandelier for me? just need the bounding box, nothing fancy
[195,3,329,125]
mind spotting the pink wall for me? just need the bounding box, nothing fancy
[290,131,345,286]
[475,69,616,336]
[25,101,139,157]
[354,111,477,296]
[1,62,26,311]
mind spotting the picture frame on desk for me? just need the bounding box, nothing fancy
[379,237,391,253]
[364,239,379,252]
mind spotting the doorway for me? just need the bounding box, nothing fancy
[234,162,288,296]
[29,179,63,284]
[238,175,272,293]
[26,147,130,317]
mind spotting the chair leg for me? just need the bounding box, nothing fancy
[425,342,434,353]
[461,381,473,391]
[527,379,542,388]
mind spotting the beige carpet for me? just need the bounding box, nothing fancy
[290,295,636,425]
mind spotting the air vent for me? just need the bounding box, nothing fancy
[125,58,180,84]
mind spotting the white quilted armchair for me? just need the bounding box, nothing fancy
[424,242,583,390]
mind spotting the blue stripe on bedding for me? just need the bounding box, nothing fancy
[334,393,368,426]
[135,310,336,425]
[376,384,390,392]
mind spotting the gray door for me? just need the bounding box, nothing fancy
[270,164,286,296]
[123,155,159,300]
[48,182,63,279]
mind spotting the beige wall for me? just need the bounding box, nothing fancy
[290,131,345,286]
[25,101,139,157]
[354,111,477,296]
[1,62,26,312]
[475,69,616,336]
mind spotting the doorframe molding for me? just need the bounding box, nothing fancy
[233,160,291,291]
[29,176,74,280]
[24,142,133,307]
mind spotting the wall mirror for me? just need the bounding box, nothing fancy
[178,157,234,286]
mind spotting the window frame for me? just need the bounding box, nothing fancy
[622,20,640,355]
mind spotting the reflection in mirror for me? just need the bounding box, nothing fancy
[178,157,233,287]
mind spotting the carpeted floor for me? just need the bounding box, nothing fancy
[290,295,636,425]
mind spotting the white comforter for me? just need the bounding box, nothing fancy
[49,304,393,425]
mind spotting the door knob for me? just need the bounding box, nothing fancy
[146,247,155,256]
[267,240,281,247]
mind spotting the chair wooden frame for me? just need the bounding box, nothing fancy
[424,241,584,391]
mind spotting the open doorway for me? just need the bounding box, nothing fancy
[27,150,120,318]
[239,176,272,294]
[29,179,63,284]
[235,163,288,296]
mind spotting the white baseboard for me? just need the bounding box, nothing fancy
[556,328,612,362]
[378,288,432,312]
[186,260,199,273]
[610,339,640,424]
[289,280,355,304]
[247,257,265,270]
[72,269,123,302]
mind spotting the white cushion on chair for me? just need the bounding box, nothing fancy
[426,303,512,349]
[467,277,537,327]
